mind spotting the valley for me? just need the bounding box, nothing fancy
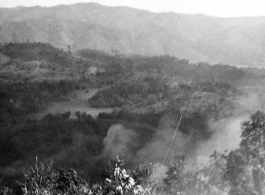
[1,43,265,194]
[0,2,265,194]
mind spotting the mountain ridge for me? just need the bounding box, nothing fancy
[1,3,265,66]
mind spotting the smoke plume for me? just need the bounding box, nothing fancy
[103,124,138,161]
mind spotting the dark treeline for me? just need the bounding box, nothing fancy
[0,110,162,188]
[89,76,240,120]
[0,106,218,190]
[0,80,82,124]
[0,42,75,67]
[2,43,265,87]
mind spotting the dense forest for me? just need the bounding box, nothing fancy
[1,43,265,195]
[2,111,265,195]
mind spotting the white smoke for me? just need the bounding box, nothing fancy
[103,124,137,160]
[195,116,247,165]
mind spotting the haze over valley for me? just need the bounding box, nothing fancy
[1,2,265,195]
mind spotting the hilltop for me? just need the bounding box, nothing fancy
[0,42,102,82]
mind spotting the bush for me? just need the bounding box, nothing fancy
[18,158,89,195]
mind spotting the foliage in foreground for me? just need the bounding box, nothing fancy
[3,111,265,195]
[0,155,227,195]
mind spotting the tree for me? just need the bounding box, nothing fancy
[241,111,265,161]
[240,111,265,195]
[223,111,265,195]
[223,150,253,195]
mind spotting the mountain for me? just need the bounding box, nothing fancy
[1,3,265,66]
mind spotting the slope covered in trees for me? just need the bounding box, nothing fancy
[1,42,265,194]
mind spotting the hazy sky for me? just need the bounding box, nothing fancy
[0,0,264,17]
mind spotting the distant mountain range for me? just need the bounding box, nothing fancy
[1,3,265,66]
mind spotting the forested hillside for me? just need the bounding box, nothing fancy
[1,42,265,194]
